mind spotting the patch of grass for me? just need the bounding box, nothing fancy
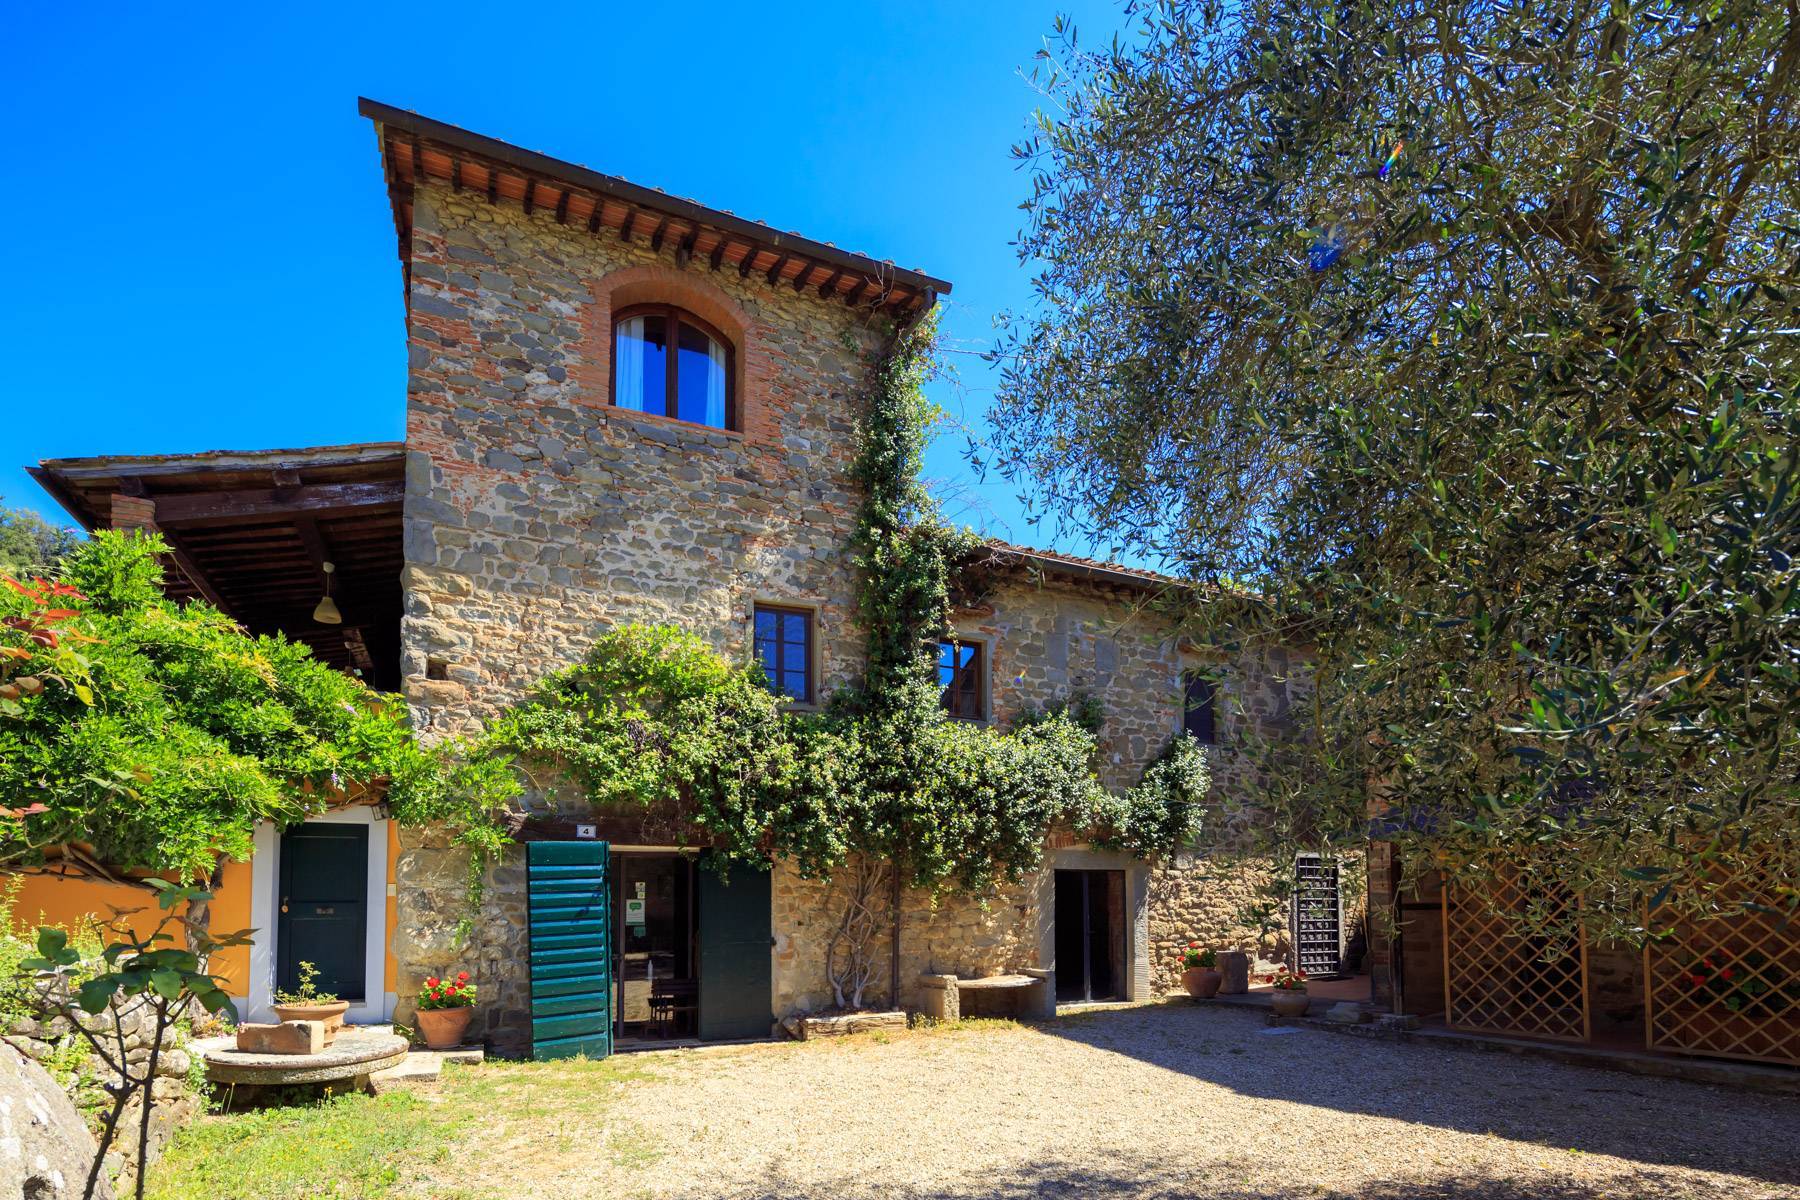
[148,1057,652,1200]
[146,1090,463,1200]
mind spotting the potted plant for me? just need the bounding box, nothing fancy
[1267,965,1310,1017]
[1178,944,1223,999]
[271,960,350,1043]
[415,971,477,1049]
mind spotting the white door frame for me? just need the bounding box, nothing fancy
[245,806,394,1025]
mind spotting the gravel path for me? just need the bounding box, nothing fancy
[447,1004,1800,1200]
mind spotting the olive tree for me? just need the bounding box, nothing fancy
[993,0,1800,937]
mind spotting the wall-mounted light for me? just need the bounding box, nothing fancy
[312,561,343,625]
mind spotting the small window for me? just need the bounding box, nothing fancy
[753,604,814,703]
[937,639,985,721]
[1183,671,1218,744]
[613,304,734,429]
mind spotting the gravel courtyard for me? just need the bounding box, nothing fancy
[445,1003,1800,1200]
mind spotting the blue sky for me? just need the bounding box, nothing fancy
[3,2,1127,558]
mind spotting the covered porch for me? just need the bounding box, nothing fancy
[30,442,411,1023]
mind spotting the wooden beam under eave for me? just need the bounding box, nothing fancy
[620,210,637,242]
[817,269,845,299]
[675,230,697,267]
[522,178,536,216]
[738,247,760,278]
[554,189,570,224]
[791,263,815,293]
[708,239,728,271]
[650,216,671,253]
[152,481,405,527]
[765,253,791,286]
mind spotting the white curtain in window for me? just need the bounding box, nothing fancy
[705,336,727,428]
[616,317,647,411]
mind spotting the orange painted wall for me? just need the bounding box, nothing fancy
[7,819,401,1009]
[4,863,255,995]
[384,821,399,996]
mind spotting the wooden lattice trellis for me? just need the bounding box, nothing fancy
[1443,867,1590,1042]
[1644,858,1800,1067]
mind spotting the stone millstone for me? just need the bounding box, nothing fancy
[1324,1002,1373,1025]
[0,1041,112,1199]
[195,1027,408,1086]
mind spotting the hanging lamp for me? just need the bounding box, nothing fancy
[312,561,343,625]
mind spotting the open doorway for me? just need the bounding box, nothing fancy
[1054,869,1126,1003]
[612,853,697,1046]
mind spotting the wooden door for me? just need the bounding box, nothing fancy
[697,858,772,1040]
[527,841,612,1060]
[277,824,368,1001]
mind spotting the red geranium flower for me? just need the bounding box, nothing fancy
[426,977,439,988]
[1719,967,1735,981]
[458,971,470,982]
[1688,974,1706,988]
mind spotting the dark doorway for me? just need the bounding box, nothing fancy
[277,824,368,1002]
[612,853,697,1044]
[1055,869,1125,1003]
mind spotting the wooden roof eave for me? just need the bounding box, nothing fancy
[360,97,949,317]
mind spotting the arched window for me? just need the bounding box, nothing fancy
[612,304,735,430]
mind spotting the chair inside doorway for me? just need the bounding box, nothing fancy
[613,853,697,1045]
[1055,869,1126,1003]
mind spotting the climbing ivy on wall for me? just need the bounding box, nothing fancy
[0,318,1207,907]
[489,313,1210,892]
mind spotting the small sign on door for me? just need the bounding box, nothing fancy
[624,897,646,924]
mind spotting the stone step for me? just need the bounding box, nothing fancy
[366,1046,485,1096]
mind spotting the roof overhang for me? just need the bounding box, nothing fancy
[31,443,406,689]
[360,98,952,317]
[977,540,1184,595]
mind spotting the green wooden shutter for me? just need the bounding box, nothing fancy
[527,841,612,1060]
[698,857,773,1040]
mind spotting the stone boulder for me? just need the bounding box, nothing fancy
[0,1041,111,1199]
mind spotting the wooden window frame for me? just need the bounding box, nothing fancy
[753,603,816,705]
[1182,670,1219,744]
[611,302,738,431]
[937,637,987,722]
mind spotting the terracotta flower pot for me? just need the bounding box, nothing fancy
[270,999,350,1044]
[1270,990,1310,1018]
[417,1005,474,1050]
[1181,967,1224,999]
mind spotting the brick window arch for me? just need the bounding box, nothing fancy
[577,264,770,441]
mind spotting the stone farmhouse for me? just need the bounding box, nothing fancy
[24,100,1352,1058]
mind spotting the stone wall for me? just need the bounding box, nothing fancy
[959,573,1327,996]
[771,857,1040,1017]
[389,173,1324,1035]
[399,179,881,740]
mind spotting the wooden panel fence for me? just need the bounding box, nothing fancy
[1443,867,1591,1042]
[1644,858,1800,1067]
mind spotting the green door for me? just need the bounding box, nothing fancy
[697,857,772,1040]
[277,824,368,1001]
[527,841,611,1060]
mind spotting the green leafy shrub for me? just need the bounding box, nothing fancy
[0,531,511,882]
